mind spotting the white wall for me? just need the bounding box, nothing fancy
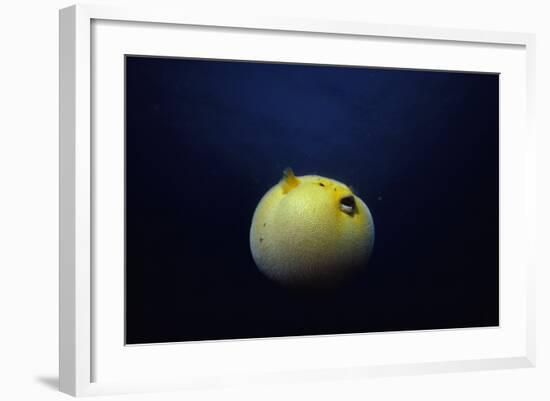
[0,0,548,400]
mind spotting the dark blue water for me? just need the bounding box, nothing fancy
[125,56,499,344]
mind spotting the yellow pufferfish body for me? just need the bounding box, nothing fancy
[250,168,375,289]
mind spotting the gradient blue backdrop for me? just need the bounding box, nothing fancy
[125,56,499,344]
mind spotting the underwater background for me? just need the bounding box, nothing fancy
[125,56,499,344]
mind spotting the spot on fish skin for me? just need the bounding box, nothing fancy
[263,223,266,227]
[259,238,263,242]
[319,183,325,187]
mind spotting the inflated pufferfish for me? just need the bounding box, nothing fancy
[250,168,375,290]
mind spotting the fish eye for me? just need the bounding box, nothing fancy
[340,195,356,215]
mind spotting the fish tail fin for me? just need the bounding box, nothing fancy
[281,167,300,194]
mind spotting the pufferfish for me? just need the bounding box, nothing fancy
[250,168,375,290]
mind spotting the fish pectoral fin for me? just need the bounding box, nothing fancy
[281,167,300,194]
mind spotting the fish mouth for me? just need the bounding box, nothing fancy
[340,195,356,215]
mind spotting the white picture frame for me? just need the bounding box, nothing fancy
[59,3,536,397]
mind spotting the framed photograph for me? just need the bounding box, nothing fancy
[59,4,536,396]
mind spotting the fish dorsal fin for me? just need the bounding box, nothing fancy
[281,168,300,194]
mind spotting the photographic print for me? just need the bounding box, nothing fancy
[125,56,499,344]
